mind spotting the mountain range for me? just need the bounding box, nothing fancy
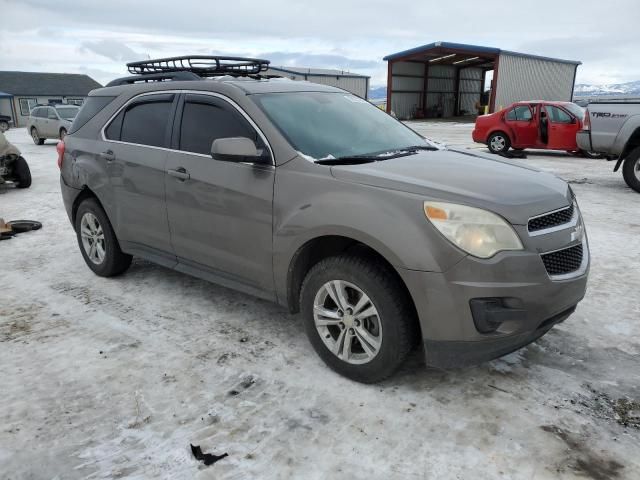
[369,80,640,100]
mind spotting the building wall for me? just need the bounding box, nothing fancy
[0,97,13,122]
[11,95,87,127]
[494,53,577,110]
[390,61,424,119]
[265,69,369,99]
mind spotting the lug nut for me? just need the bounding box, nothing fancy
[338,310,344,317]
[346,308,353,315]
[339,322,345,329]
[354,319,360,327]
[349,328,354,334]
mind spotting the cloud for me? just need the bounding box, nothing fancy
[81,39,143,62]
[261,52,377,70]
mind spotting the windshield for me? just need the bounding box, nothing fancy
[252,92,435,160]
[566,103,585,119]
[56,106,80,121]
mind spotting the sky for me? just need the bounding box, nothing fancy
[1,0,639,88]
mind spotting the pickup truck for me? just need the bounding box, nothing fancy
[576,102,640,192]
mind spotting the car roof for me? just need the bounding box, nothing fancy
[90,77,347,98]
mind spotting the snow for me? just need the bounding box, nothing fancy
[1,124,639,479]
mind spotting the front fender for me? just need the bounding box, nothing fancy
[271,157,466,305]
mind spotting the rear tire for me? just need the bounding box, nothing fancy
[487,132,510,154]
[622,147,640,193]
[75,198,132,277]
[300,255,417,383]
[13,156,31,188]
[30,127,44,145]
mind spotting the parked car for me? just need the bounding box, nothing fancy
[26,104,80,144]
[0,131,31,188]
[59,56,589,383]
[0,114,12,132]
[577,101,640,192]
[473,101,595,156]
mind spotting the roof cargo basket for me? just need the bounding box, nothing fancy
[105,56,271,87]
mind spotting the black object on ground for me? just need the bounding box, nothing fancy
[190,444,229,466]
[499,150,527,159]
[7,220,42,233]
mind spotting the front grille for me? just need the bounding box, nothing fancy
[541,244,583,276]
[528,204,574,232]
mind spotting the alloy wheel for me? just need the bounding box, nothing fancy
[490,135,506,152]
[313,280,382,365]
[80,212,106,264]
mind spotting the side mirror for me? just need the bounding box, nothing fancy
[211,137,269,164]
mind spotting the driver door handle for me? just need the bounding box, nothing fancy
[167,167,190,181]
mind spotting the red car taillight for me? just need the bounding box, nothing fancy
[56,140,65,169]
[583,109,591,131]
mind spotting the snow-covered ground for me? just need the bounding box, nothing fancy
[1,124,639,480]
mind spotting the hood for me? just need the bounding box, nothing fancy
[0,131,20,157]
[330,148,571,225]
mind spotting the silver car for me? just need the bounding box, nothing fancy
[58,56,589,383]
[27,104,80,144]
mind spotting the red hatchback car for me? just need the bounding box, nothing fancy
[472,101,588,155]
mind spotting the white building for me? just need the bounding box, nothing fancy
[265,66,370,99]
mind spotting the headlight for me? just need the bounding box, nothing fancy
[424,201,523,258]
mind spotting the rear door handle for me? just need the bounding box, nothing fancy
[100,150,115,162]
[167,167,190,181]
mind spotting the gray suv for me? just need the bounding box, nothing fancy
[27,104,80,144]
[59,56,589,382]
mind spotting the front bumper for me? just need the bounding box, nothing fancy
[576,130,592,152]
[398,232,589,368]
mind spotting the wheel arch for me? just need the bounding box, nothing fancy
[71,186,107,229]
[284,234,421,337]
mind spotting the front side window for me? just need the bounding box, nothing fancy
[546,105,572,123]
[105,94,174,147]
[252,92,431,159]
[178,95,262,155]
[48,108,58,120]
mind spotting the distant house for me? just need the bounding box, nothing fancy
[0,71,102,127]
[264,66,370,99]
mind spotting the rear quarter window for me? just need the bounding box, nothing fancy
[69,96,116,134]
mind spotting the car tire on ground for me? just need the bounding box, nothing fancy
[59,128,67,140]
[75,198,132,277]
[13,156,31,188]
[621,147,640,193]
[488,132,510,154]
[0,120,9,132]
[300,254,417,383]
[30,127,44,145]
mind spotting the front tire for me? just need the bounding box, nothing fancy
[75,198,132,276]
[300,255,416,383]
[622,147,640,193]
[13,156,31,188]
[30,127,44,145]
[488,132,510,154]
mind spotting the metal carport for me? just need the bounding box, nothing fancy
[383,41,580,120]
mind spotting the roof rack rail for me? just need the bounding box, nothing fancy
[127,55,270,77]
[105,71,201,87]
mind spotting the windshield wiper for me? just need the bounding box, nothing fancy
[401,145,439,152]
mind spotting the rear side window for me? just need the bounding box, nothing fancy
[69,96,115,134]
[546,105,572,124]
[506,105,532,121]
[178,94,261,155]
[105,94,174,147]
